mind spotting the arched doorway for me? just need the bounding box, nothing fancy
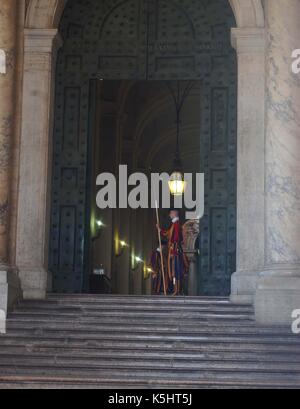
[17,0,265,304]
[49,0,237,295]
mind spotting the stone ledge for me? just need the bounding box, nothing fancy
[0,270,8,334]
[0,310,5,334]
[18,268,47,300]
[230,270,260,304]
[255,269,300,325]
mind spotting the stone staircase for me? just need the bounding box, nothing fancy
[0,294,299,389]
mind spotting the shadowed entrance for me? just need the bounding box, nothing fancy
[49,0,237,295]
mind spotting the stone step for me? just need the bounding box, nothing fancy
[9,311,254,321]
[16,303,254,315]
[0,375,298,389]
[47,294,230,303]
[6,319,290,335]
[20,297,253,309]
[5,324,297,340]
[0,364,299,385]
[0,355,299,372]
[1,339,299,354]
[0,347,299,363]
[6,315,258,326]
[0,336,300,354]
[1,331,299,347]
[7,320,285,335]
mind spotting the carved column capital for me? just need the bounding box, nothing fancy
[182,219,200,262]
[231,28,265,54]
[24,29,62,72]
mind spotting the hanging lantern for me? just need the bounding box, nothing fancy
[169,170,186,196]
[166,81,194,197]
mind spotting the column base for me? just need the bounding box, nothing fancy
[0,269,8,334]
[230,270,260,304]
[18,268,48,300]
[7,267,22,309]
[0,266,22,334]
[255,268,300,326]
[188,258,198,296]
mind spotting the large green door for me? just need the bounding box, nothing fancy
[50,0,237,295]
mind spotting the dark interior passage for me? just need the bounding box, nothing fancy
[90,80,201,295]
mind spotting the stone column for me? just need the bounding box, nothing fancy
[187,255,198,297]
[182,220,200,296]
[0,0,17,330]
[16,29,62,299]
[255,0,300,325]
[230,28,266,304]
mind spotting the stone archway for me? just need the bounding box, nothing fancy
[25,0,68,29]
[25,0,265,29]
[17,0,265,302]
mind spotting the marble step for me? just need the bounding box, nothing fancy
[14,300,254,313]
[0,347,299,363]
[1,331,299,347]
[1,338,299,354]
[47,294,230,303]
[6,319,290,335]
[6,315,259,326]
[20,298,253,310]
[0,374,299,389]
[0,354,299,373]
[0,364,299,386]
[16,304,254,316]
[5,324,297,340]
[8,311,254,322]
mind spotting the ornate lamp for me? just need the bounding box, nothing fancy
[168,155,186,196]
[167,81,194,196]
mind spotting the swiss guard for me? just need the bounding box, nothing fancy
[150,239,168,295]
[157,208,189,296]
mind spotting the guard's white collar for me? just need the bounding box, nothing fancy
[172,217,179,224]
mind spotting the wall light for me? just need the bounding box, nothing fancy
[116,240,128,258]
[132,255,144,271]
[96,220,105,228]
[143,266,154,280]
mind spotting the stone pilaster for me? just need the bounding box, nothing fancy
[230,28,266,303]
[255,0,300,325]
[182,220,200,296]
[16,29,62,299]
[0,0,17,331]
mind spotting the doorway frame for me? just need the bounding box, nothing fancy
[14,0,265,303]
